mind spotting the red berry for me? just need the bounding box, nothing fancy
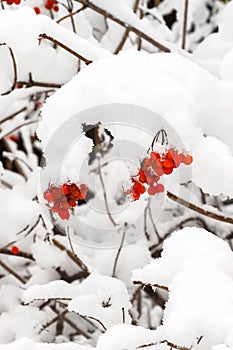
[14,0,21,4]
[11,246,19,255]
[133,180,145,194]
[163,167,173,175]
[53,4,59,11]
[34,7,41,14]
[43,190,54,202]
[148,185,157,195]
[9,134,18,143]
[155,183,165,193]
[16,83,23,89]
[62,184,70,195]
[139,169,147,183]
[58,209,70,220]
[148,183,165,196]
[162,159,174,168]
[183,154,193,165]
[132,190,140,201]
[79,184,89,200]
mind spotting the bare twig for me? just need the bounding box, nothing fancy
[52,238,90,276]
[0,249,34,261]
[114,0,140,54]
[147,198,161,241]
[57,5,87,24]
[40,33,92,64]
[112,224,127,277]
[167,191,233,225]
[83,315,107,332]
[1,120,39,140]
[74,0,170,52]
[1,43,17,95]
[0,259,26,284]
[0,107,27,126]
[132,280,168,292]
[98,158,117,227]
[17,79,62,89]
[137,339,190,349]
[182,0,189,49]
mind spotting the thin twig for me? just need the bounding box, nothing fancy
[147,198,161,241]
[57,5,87,23]
[17,80,62,89]
[182,0,189,49]
[52,238,90,275]
[73,0,170,52]
[114,0,140,54]
[0,259,26,284]
[112,225,127,277]
[144,201,150,241]
[1,120,39,140]
[98,158,117,227]
[0,249,34,261]
[0,107,27,126]
[132,280,168,292]
[39,309,68,333]
[1,43,17,95]
[167,191,233,225]
[40,33,92,64]
[83,315,107,332]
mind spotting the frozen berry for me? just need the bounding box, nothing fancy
[11,246,19,255]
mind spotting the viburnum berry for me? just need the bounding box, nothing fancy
[43,182,89,220]
[11,246,19,255]
[13,0,21,4]
[34,7,41,14]
[53,4,59,12]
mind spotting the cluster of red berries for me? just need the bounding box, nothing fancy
[43,183,89,220]
[5,0,21,5]
[34,0,59,15]
[126,147,193,201]
[44,0,59,11]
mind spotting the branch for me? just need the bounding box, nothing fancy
[52,238,90,275]
[137,340,190,350]
[0,259,26,284]
[132,280,168,292]
[98,158,117,227]
[182,0,189,49]
[112,225,127,277]
[167,191,233,225]
[1,119,39,140]
[40,33,92,64]
[0,43,17,96]
[0,107,27,126]
[17,79,62,89]
[0,249,34,261]
[114,0,140,54]
[74,0,171,52]
[56,5,87,24]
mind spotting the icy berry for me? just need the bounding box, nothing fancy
[11,246,19,255]
[133,180,145,195]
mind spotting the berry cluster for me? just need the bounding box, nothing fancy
[5,0,21,5]
[44,0,59,11]
[44,183,88,220]
[126,146,193,201]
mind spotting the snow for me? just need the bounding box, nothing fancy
[39,51,233,197]
[23,280,80,304]
[133,228,233,349]
[96,324,157,350]
[0,338,90,349]
[68,273,131,328]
